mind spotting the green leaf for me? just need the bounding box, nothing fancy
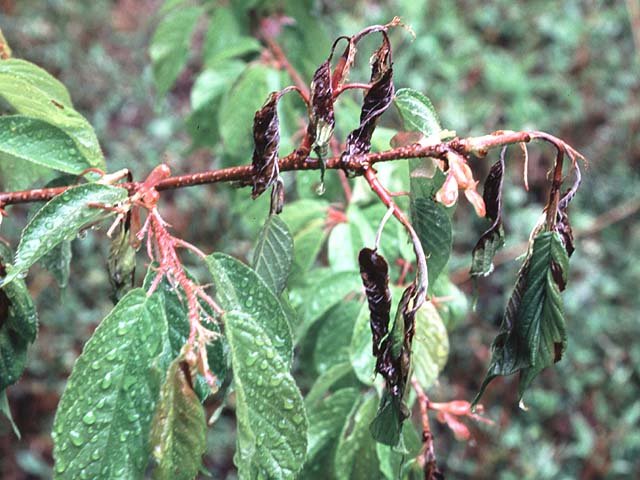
[431,277,469,331]
[218,64,280,162]
[203,7,260,66]
[150,7,202,97]
[0,244,38,392]
[334,392,381,480]
[412,302,449,389]
[1,183,127,286]
[411,197,453,285]
[307,388,360,461]
[313,300,360,373]
[348,301,376,385]
[0,390,20,438]
[190,62,245,111]
[475,231,570,404]
[294,270,361,340]
[52,289,166,479]
[394,88,442,137]
[150,359,207,480]
[206,253,292,365]
[376,423,423,480]
[304,362,354,407]
[0,59,104,168]
[39,240,72,288]
[0,116,94,174]
[279,199,329,234]
[225,311,307,479]
[290,218,328,277]
[252,215,294,295]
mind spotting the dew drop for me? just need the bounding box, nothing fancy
[55,461,67,474]
[282,398,295,410]
[259,359,269,371]
[69,429,84,447]
[82,411,96,425]
[100,373,113,390]
[292,413,304,425]
[246,351,259,367]
[91,450,101,461]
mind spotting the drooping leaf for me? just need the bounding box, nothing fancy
[225,311,307,479]
[341,68,394,161]
[52,289,166,479]
[306,387,360,462]
[107,217,137,303]
[218,65,280,162]
[206,253,292,365]
[471,149,506,277]
[40,240,72,288]
[150,359,207,480]
[251,92,281,199]
[393,88,442,137]
[376,421,423,480]
[0,116,94,175]
[0,59,104,168]
[307,60,335,157]
[334,393,381,480]
[412,302,449,389]
[149,6,202,96]
[0,243,38,392]
[1,183,128,286]
[474,231,571,404]
[252,214,294,295]
[411,197,453,285]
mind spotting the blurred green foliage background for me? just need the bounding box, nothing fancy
[1,0,639,478]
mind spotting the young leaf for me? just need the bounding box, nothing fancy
[206,253,292,365]
[474,231,570,404]
[225,311,307,479]
[149,6,202,96]
[1,183,128,286]
[334,393,381,480]
[0,116,94,174]
[52,289,166,479]
[393,88,442,137]
[252,214,294,294]
[470,150,506,277]
[0,59,104,168]
[411,197,453,285]
[150,359,207,480]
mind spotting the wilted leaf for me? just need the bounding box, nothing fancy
[474,231,570,404]
[150,359,207,480]
[307,60,335,156]
[251,92,281,198]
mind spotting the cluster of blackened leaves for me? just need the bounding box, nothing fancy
[251,91,281,199]
[470,147,506,277]
[473,168,579,404]
[340,33,394,163]
[358,248,416,446]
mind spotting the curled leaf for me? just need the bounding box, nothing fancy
[470,148,506,277]
[358,247,392,359]
[108,214,137,303]
[341,68,394,161]
[307,60,335,157]
[251,91,281,199]
[435,172,459,207]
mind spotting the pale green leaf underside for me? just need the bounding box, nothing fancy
[225,311,308,480]
[52,289,166,479]
[1,183,127,286]
[394,88,442,137]
[0,116,93,174]
[412,302,449,389]
[150,359,207,480]
[0,59,104,168]
[252,214,294,295]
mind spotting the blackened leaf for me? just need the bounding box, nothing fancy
[341,68,394,160]
[369,32,392,82]
[358,248,392,358]
[307,60,335,156]
[251,92,281,198]
[474,231,570,404]
[470,151,506,277]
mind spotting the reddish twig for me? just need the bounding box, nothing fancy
[412,379,441,479]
